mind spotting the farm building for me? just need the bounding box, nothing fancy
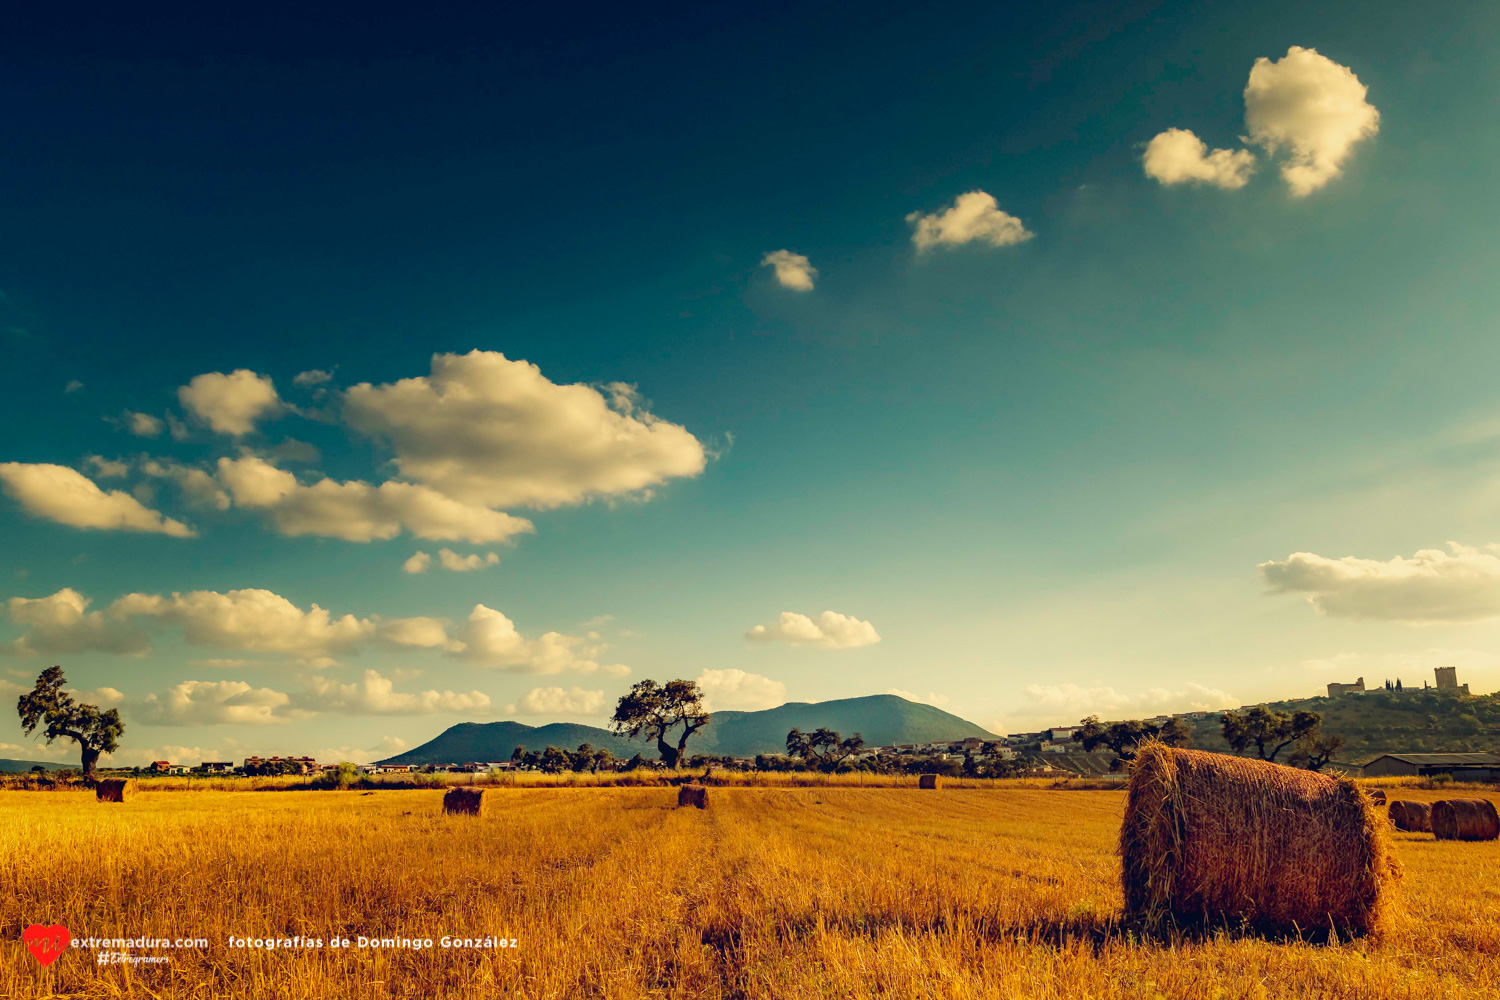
[1360,752,1500,779]
[200,762,233,773]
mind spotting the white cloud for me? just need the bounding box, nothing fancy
[1142,128,1256,189]
[178,369,283,436]
[293,369,333,386]
[437,549,499,572]
[885,688,950,709]
[297,669,490,716]
[3,589,151,656]
[746,610,881,649]
[1261,542,1500,623]
[1003,681,1239,733]
[402,551,432,574]
[907,191,1033,252]
[761,250,817,291]
[375,616,460,651]
[84,455,130,479]
[1244,46,1380,196]
[141,458,232,510]
[0,463,195,537]
[453,604,629,675]
[123,411,164,438]
[64,380,83,394]
[110,588,375,658]
[515,686,606,715]
[342,350,706,510]
[697,669,786,711]
[136,680,299,726]
[217,455,534,544]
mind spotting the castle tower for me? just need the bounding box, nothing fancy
[1434,666,1469,694]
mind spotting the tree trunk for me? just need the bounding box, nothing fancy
[657,736,679,769]
[80,745,101,783]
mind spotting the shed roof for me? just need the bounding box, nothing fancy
[1365,752,1500,766]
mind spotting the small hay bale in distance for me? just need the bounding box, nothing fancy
[677,784,707,809]
[1388,800,1432,833]
[1368,789,1386,805]
[95,778,135,803]
[918,773,941,790]
[442,787,486,817]
[1120,744,1397,938]
[1431,799,1500,842]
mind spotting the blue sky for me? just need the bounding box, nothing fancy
[4,2,1500,765]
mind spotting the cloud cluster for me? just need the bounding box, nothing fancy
[137,680,300,726]
[761,250,817,291]
[344,351,706,510]
[696,668,786,711]
[907,191,1033,252]
[454,605,630,675]
[513,686,606,715]
[0,463,195,537]
[1144,46,1378,196]
[178,370,283,436]
[1260,543,1500,624]
[298,669,491,716]
[4,589,150,656]
[746,610,881,649]
[1002,681,1239,733]
[403,549,500,574]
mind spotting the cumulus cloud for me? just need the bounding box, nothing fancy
[1142,128,1256,189]
[110,588,375,658]
[1002,681,1239,733]
[907,191,1033,252]
[745,610,881,649]
[293,369,333,386]
[4,589,150,656]
[178,369,283,436]
[123,411,164,438]
[514,686,606,715]
[761,250,817,291]
[375,616,461,651]
[217,455,534,544]
[136,680,299,726]
[885,688,950,709]
[696,668,786,711]
[85,455,130,479]
[402,552,432,574]
[453,604,629,675]
[297,669,490,716]
[1244,46,1380,196]
[142,458,232,510]
[1260,542,1500,623]
[0,462,195,537]
[342,350,706,510]
[438,549,499,572]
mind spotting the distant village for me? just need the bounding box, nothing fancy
[127,666,1497,782]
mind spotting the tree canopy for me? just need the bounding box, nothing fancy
[611,679,710,769]
[16,666,123,781]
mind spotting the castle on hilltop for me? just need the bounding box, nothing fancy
[1327,666,1469,698]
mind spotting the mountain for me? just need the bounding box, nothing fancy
[379,694,997,765]
[0,758,64,773]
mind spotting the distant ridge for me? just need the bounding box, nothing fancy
[379,694,996,765]
[0,758,64,773]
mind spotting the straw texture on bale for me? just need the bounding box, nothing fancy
[918,774,941,789]
[96,778,135,803]
[1431,799,1500,841]
[1388,800,1432,833]
[677,785,707,809]
[1120,744,1397,937]
[442,787,486,816]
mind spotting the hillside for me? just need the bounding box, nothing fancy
[0,758,63,773]
[380,694,996,765]
[1182,688,1500,760]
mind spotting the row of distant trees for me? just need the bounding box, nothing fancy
[15,666,1348,779]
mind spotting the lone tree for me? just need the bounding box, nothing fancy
[611,679,710,769]
[1219,706,1323,763]
[786,727,865,771]
[17,666,123,782]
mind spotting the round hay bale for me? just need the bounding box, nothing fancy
[442,786,486,817]
[1120,744,1398,938]
[1388,800,1432,833]
[918,773,941,789]
[95,778,135,803]
[677,784,707,809]
[1368,789,1386,805]
[1431,799,1500,842]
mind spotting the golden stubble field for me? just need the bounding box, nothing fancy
[3,785,1499,1000]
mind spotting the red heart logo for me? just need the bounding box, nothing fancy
[23,924,70,967]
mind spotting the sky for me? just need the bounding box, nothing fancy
[3,1,1500,766]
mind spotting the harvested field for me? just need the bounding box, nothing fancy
[3,785,1499,999]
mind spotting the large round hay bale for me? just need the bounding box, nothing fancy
[96,778,135,803]
[1120,744,1397,937]
[677,784,707,809]
[1431,799,1500,841]
[442,787,486,816]
[918,773,941,789]
[1388,800,1432,833]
